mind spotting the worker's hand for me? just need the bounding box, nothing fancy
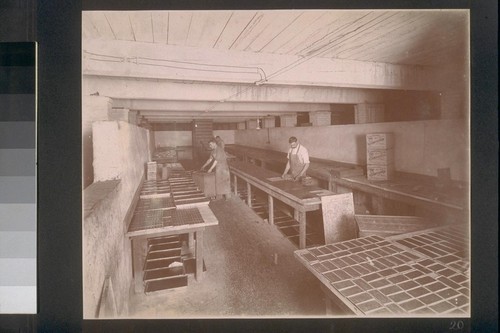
[208,168,214,173]
[200,166,205,171]
[281,173,286,179]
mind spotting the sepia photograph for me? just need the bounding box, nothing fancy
[81,10,471,320]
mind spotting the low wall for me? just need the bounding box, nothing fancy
[235,119,468,181]
[83,121,150,318]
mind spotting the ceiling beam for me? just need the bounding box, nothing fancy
[83,76,384,104]
[113,99,330,112]
[83,39,441,91]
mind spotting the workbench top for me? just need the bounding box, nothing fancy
[295,224,469,316]
[229,159,335,206]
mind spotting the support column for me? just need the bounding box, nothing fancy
[294,209,307,249]
[188,232,195,250]
[247,182,252,207]
[268,195,274,225]
[233,174,238,196]
[195,231,204,281]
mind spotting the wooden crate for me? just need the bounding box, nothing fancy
[366,133,394,149]
[366,164,395,181]
[354,214,431,237]
[192,171,216,197]
[366,149,394,165]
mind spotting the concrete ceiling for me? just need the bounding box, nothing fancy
[82,10,469,124]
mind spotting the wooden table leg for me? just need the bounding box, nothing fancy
[195,231,204,281]
[247,182,252,207]
[132,237,147,293]
[188,232,194,250]
[268,195,274,224]
[233,174,238,196]
[294,209,306,249]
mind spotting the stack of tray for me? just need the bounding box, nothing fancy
[140,179,171,199]
[134,197,175,213]
[169,176,210,208]
[146,162,158,180]
[143,235,187,294]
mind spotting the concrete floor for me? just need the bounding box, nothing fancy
[127,195,343,319]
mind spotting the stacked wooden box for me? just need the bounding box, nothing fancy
[366,133,394,181]
[146,161,158,180]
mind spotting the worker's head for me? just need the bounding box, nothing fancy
[288,136,298,148]
[208,139,217,149]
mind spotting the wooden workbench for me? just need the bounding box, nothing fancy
[229,159,335,249]
[126,169,218,292]
[225,144,468,223]
[225,144,362,186]
[332,175,468,222]
[295,224,469,316]
[127,205,218,288]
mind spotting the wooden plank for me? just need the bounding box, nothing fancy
[167,11,192,46]
[321,193,357,244]
[186,11,232,48]
[335,176,464,212]
[213,11,258,49]
[129,12,154,43]
[355,214,431,237]
[97,276,118,318]
[151,11,169,43]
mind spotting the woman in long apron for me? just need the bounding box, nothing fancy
[200,139,231,200]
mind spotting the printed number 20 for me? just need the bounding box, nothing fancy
[449,321,464,330]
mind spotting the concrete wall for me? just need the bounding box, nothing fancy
[213,130,236,145]
[235,119,468,181]
[154,131,192,147]
[83,120,150,318]
[82,96,113,188]
[153,129,236,147]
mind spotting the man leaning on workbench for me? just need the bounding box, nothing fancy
[281,136,310,182]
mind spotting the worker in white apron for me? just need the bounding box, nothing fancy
[281,136,310,181]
